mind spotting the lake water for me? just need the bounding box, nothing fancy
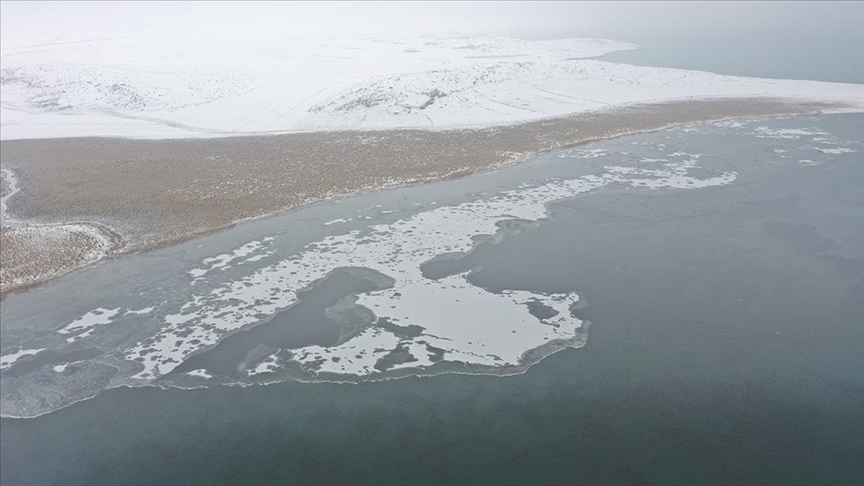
[2,112,862,485]
[510,3,864,84]
[595,28,864,84]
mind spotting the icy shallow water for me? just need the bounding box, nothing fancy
[2,113,862,486]
[1,114,862,418]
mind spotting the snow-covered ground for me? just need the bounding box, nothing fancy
[3,30,862,140]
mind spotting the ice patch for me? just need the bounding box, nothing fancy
[188,238,275,283]
[66,328,96,343]
[0,348,45,371]
[752,127,829,139]
[186,369,214,379]
[667,151,703,158]
[323,218,353,226]
[248,353,281,376]
[557,149,607,159]
[119,157,738,381]
[815,147,855,154]
[57,308,121,334]
[714,120,743,128]
[126,307,155,315]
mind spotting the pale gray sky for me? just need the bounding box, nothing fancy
[2,1,862,42]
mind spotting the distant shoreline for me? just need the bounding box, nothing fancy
[0,97,859,295]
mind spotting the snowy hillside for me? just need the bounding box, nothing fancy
[1,31,862,139]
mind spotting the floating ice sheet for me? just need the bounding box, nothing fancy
[118,153,738,382]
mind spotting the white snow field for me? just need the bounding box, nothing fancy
[2,30,862,140]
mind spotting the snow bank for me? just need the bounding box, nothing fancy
[3,31,859,140]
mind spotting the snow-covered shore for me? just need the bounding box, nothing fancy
[2,33,862,140]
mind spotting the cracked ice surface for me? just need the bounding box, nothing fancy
[120,157,737,382]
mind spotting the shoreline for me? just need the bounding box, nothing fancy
[4,103,860,418]
[1,167,123,296]
[2,92,861,143]
[1,97,860,295]
[0,341,590,420]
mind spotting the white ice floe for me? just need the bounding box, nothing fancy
[1,26,862,140]
[66,328,95,344]
[557,149,608,159]
[120,155,738,381]
[0,347,44,371]
[187,237,275,283]
[125,307,155,316]
[752,126,830,139]
[248,353,281,376]
[58,306,151,344]
[606,155,735,189]
[57,308,121,334]
[296,281,584,375]
[186,369,214,379]
[714,120,744,128]
[814,147,856,154]
[323,218,353,226]
[667,151,704,159]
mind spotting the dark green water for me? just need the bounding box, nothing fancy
[1,115,862,485]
